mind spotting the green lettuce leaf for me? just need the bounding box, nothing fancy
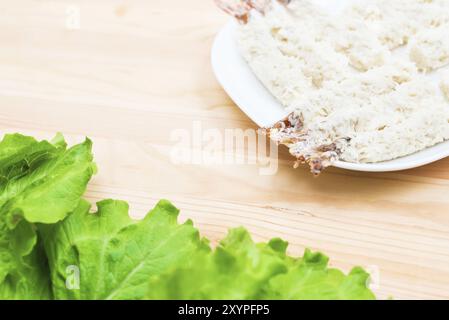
[146,228,291,300]
[0,132,376,301]
[265,249,376,300]
[0,135,95,225]
[146,229,375,300]
[40,199,207,300]
[0,134,95,300]
[0,233,52,300]
[0,133,65,190]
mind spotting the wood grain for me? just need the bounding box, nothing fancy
[1,0,449,299]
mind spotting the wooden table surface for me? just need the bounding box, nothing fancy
[2,0,449,300]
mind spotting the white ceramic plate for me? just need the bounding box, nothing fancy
[211,18,449,172]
